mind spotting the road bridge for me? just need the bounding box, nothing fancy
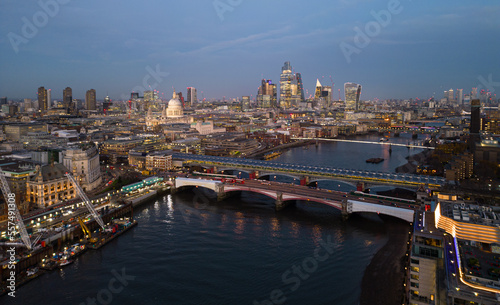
[174,177,415,222]
[171,153,445,188]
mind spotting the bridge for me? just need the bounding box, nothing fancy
[291,137,436,150]
[171,153,445,188]
[173,177,415,222]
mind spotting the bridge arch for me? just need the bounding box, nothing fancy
[175,178,219,193]
[307,179,358,189]
[258,172,302,181]
[217,168,253,176]
[348,200,414,222]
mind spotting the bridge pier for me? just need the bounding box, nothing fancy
[215,184,228,201]
[341,199,352,221]
[170,185,177,194]
[356,182,368,192]
[275,192,292,211]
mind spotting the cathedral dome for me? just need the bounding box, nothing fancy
[166,90,183,118]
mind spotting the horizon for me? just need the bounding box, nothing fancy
[1,0,499,101]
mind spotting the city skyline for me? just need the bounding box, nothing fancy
[1,1,499,100]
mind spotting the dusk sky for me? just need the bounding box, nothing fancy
[1,0,499,101]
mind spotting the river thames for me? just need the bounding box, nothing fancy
[6,133,425,305]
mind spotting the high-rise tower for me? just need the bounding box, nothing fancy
[47,89,51,109]
[456,89,463,105]
[38,86,48,111]
[86,89,97,110]
[63,87,72,113]
[470,99,481,134]
[344,83,362,111]
[279,61,303,108]
[257,79,277,108]
[187,87,197,107]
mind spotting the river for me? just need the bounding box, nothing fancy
[5,133,422,305]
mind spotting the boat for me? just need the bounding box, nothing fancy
[40,259,58,270]
[366,158,384,164]
[58,258,73,267]
[263,151,282,160]
[380,138,389,142]
[26,267,39,277]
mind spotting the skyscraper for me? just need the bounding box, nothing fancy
[47,89,51,109]
[0,97,6,105]
[314,79,332,107]
[86,89,97,110]
[471,88,478,99]
[447,89,454,102]
[38,86,48,111]
[314,79,322,99]
[242,96,251,111]
[144,90,154,102]
[344,83,362,111]
[470,99,481,134]
[279,61,303,108]
[131,92,139,100]
[456,89,463,105]
[187,87,197,107]
[295,72,305,103]
[63,87,72,113]
[257,79,277,108]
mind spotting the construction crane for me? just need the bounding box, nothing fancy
[65,172,105,230]
[0,171,38,250]
[77,217,97,243]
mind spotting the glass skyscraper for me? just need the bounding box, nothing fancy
[257,79,277,108]
[344,82,362,111]
[279,61,303,109]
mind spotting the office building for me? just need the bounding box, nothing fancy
[85,89,96,110]
[344,83,362,111]
[131,92,139,100]
[471,87,477,99]
[27,164,76,208]
[257,79,277,108]
[456,89,463,105]
[63,143,102,192]
[187,87,197,107]
[144,90,154,102]
[315,79,332,108]
[241,96,251,111]
[63,87,72,113]
[47,89,51,109]
[0,97,6,105]
[38,86,48,111]
[279,61,303,108]
[470,99,481,134]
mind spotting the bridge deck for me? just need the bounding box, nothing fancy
[172,153,445,187]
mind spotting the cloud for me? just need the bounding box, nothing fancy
[174,26,293,56]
